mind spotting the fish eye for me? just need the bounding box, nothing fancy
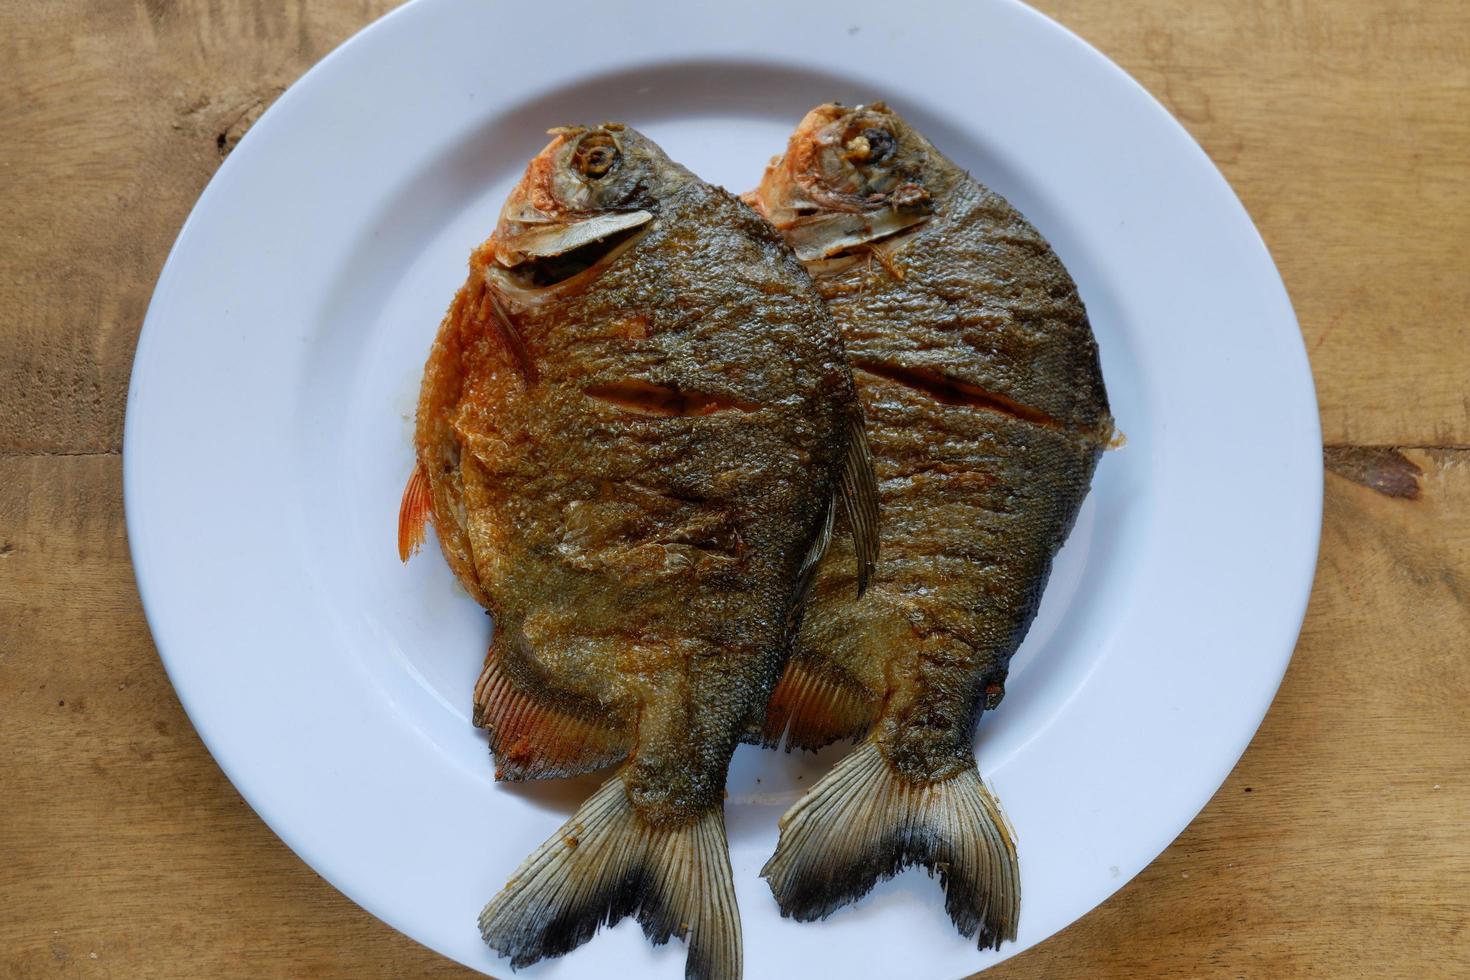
[573,133,621,180]
[842,127,896,167]
[862,128,896,163]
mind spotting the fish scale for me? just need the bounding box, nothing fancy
[750,102,1111,952]
[399,123,878,980]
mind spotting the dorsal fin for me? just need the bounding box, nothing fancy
[838,414,880,594]
[791,493,836,616]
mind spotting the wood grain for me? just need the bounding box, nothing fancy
[1046,0,1470,448]
[2,1,1467,978]
[998,450,1470,978]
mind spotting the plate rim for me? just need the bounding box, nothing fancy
[123,0,1323,975]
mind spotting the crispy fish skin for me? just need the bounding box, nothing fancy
[749,103,1112,949]
[404,124,871,980]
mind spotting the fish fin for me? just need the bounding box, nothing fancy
[397,461,432,562]
[474,650,630,780]
[762,738,1019,951]
[792,493,837,613]
[480,774,742,980]
[760,656,877,751]
[838,414,880,595]
[481,284,539,384]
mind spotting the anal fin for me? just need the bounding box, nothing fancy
[473,648,631,780]
[761,655,878,751]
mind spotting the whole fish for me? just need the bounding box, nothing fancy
[747,103,1112,949]
[398,123,877,980]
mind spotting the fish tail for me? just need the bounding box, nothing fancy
[480,773,742,980]
[761,737,1019,950]
[397,461,432,562]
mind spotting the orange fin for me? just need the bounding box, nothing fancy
[397,462,432,562]
[473,650,630,780]
[761,656,878,752]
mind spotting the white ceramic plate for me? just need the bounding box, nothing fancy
[124,1,1321,976]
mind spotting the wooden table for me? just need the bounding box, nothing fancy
[3,2,1466,976]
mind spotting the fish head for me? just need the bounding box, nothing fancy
[491,124,671,276]
[751,102,935,263]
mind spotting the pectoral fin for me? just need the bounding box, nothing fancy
[397,461,432,562]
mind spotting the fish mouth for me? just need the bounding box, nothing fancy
[494,210,653,291]
[780,207,930,263]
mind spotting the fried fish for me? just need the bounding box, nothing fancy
[399,123,877,980]
[747,103,1112,949]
